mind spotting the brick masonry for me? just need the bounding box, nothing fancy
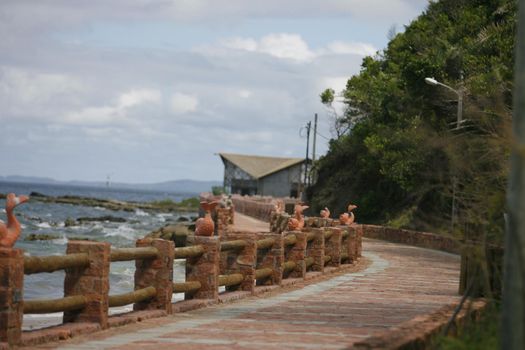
[41,239,460,350]
[63,241,110,329]
[0,248,24,346]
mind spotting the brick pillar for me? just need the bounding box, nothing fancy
[356,224,363,257]
[222,232,256,292]
[306,228,325,272]
[229,206,235,225]
[63,241,110,328]
[255,233,283,286]
[284,231,306,279]
[216,208,231,238]
[134,238,174,313]
[324,227,342,267]
[185,236,219,301]
[0,248,23,346]
[340,226,354,264]
[348,225,361,259]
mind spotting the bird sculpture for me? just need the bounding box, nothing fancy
[195,201,219,236]
[273,200,284,214]
[288,204,309,231]
[339,203,357,226]
[320,207,330,219]
[0,193,29,248]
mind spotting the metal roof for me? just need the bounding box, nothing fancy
[219,153,304,179]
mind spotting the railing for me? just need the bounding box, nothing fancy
[0,216,363,347]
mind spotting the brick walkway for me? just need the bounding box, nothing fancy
[231,213,270,232]
[40,239,459,350]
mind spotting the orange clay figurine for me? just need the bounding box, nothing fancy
[195,201,219,236]
[339,203,357,225]
[288,204,309,231]
[0,193,29,247]
[320,207,330,219]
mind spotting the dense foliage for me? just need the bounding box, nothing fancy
[309,0,516,241]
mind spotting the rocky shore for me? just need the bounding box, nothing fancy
[1,191,199,212]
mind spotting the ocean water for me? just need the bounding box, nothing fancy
[0,181,196,329]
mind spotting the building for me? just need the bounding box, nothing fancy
[219,153,305,197]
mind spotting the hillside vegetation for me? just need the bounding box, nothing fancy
[310,0,516,243]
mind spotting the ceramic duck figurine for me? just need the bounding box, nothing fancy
[320,207,330,219]
[195,201,218,236]
[273,200,284,214]
[288,204,309,231]
[0,193,29,248]
[339,203,357,225]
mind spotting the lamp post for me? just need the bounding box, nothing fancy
[424,77,463,129]
[425,77,464,233]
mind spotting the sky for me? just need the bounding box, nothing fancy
[0,0,429,183]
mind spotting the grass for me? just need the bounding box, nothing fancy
[433,303,500,350]
[150,197,200,209]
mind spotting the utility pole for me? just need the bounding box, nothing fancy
[502,1,525,349]
[304,121,311,188]
[310,114,318,185]
[312,113,318,164]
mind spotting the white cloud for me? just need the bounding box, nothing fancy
[64,88,161,125]
[221,37,258,52]
[238,89,252,99]
[170,92,198,114]
[324,41,377,57]
[258,33,315,62]
[118,89,161,109]
[0,66,84,119]
[213,33,376,63]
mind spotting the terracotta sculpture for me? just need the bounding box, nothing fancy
[288,204,309,231]
[320,207,330,219]
[339,203,357,226]
[195,201,218,236]
[273,200,284,214]
[0,193,29,248]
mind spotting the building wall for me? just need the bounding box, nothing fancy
[258,163,302,197]
[223,160,257,195]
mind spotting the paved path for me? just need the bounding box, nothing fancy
[44,239,460,350]
[231,212,270,232]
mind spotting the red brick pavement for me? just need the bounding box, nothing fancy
[34,239,460,350]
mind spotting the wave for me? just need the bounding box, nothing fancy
[51,236,68,245]
[36,222,52,229]
[103,224,137,240]
[134,209,149,217]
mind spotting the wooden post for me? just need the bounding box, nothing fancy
[284,231,306,278]
[63,241,110,329]
[0,248,24,346]
[185,237,219,301]
[324,227,342,267]
[134,238,174,313]
[256,233,284,286]
[222,233,256,292]
[306,228,325,272]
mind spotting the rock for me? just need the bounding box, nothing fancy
[146,224,190,246]
[176,216,190,222]
[29,191,47,198]
[25,234,61,241]
[64,218,77,227]
[77,216,127,224]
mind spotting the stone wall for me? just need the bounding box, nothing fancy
[362,225,460,254]
[231,195,277,222]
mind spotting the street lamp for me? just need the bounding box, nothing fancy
[425,77,463,129]
[425,77,465,233]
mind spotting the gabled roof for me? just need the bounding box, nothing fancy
[219,153,304,179]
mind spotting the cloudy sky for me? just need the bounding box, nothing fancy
[1,0,428,183]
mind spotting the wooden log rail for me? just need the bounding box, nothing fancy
[0,218,363,347]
